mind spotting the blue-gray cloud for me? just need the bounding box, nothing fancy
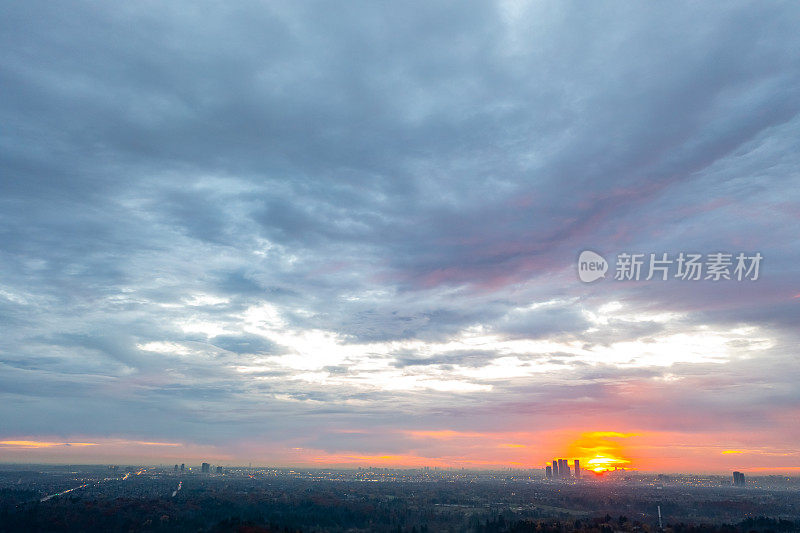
[1,0,799,461]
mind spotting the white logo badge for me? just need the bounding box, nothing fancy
[578,250,608,283]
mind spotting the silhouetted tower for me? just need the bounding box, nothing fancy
[545,465,552,479]
[733,471,745,486]
[180,463,185,472]
[558,459,570,478]
[201,462,210,473]
[574,459,581,479]
[173,464,179,472]
[552,460,559,479]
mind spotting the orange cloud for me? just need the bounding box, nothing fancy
[0,440,97,448]
[405,430,488,440]
[0,439,181,449]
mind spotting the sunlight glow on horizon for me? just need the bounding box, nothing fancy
[2,431,797,474]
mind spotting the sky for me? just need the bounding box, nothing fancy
[1,1,799,474]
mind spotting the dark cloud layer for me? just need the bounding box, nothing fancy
[1,1,799,466]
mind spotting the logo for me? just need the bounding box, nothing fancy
[575,250,762,283]
[578,250,608,283]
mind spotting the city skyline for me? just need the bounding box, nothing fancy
[0,435,785,476]
[1,2,799,476]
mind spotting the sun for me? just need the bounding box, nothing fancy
[587,455,625,473]
[565,432,635,473]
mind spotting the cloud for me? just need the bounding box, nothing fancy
[0,0,799,470]
[0,440,97,449]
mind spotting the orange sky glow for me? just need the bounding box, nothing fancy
[1,430,798,475]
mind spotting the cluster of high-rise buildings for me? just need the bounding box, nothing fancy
[171,462,222,474]
[545,458,580,479]
[732,471,746,486]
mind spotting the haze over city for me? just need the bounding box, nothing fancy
[1,1,799,480]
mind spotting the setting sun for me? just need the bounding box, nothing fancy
[563,431,635,473]
[587,455,631,473]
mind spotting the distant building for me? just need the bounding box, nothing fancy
[545,465,552,479]
[574,459,581,479]
[174,464,179,472]
[558,459,570,478]
[180,463,185,472]
[733,471,746,486]
[201,462,210,473]
[216,466,223,474]
[552,460,559,479]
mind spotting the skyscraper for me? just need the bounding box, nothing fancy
[574,459,581,479]
[552,460,559,479]
[733,471,746,486]
[545,465,552,479]
[180,463,185,472]
[201,462,210,473]
[558,459,570,478]
[174,464,179,472]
